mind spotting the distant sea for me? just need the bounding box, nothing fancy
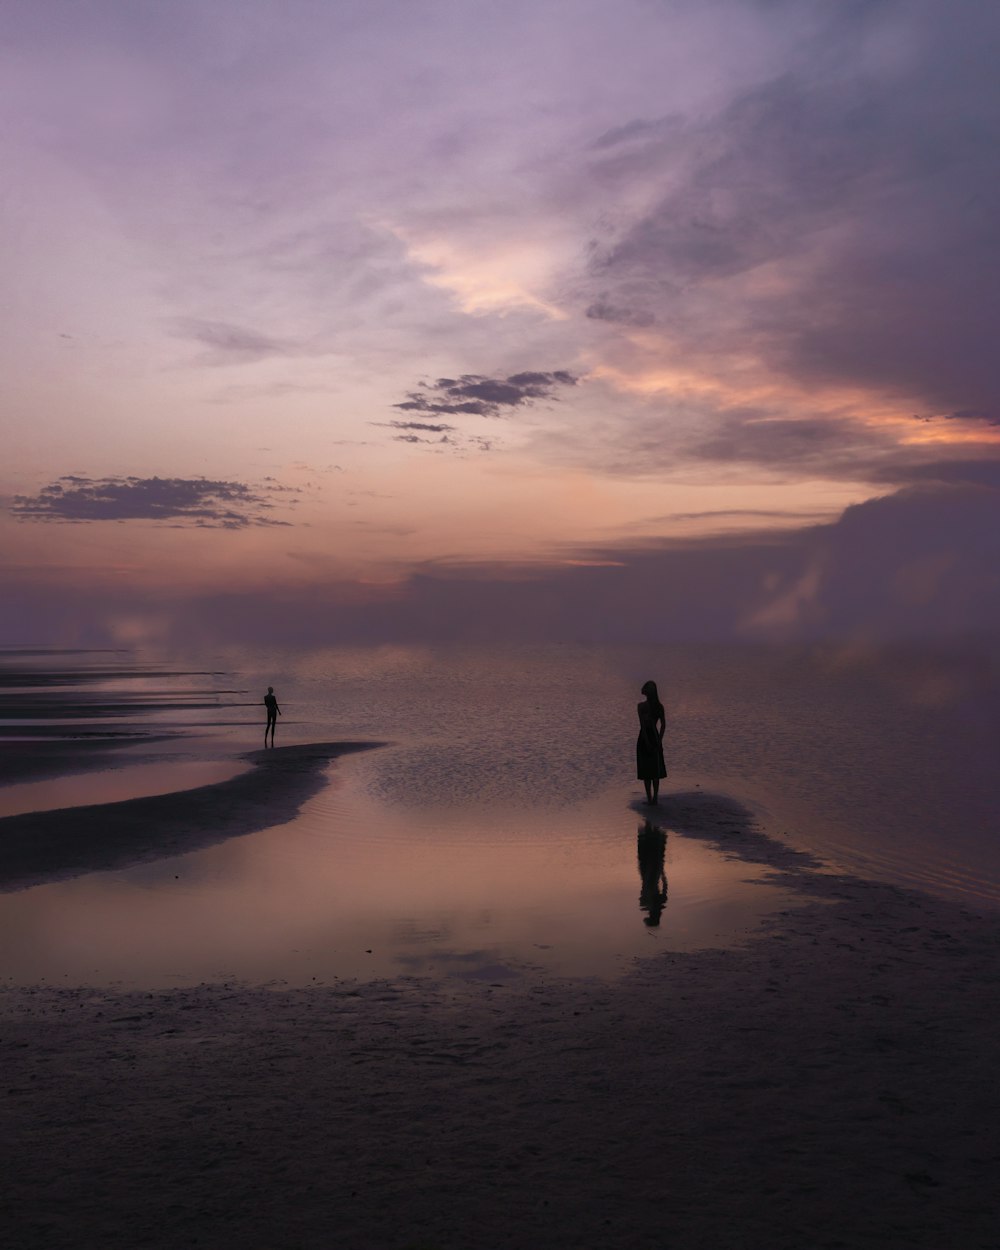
[2,638,998,986]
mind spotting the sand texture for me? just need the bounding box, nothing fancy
[3,786,999,1249]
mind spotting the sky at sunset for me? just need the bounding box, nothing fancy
[3,0,1000,646]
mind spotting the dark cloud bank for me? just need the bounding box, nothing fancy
[584,4,1000,424]
[11,476,295,529]
[7,471,1000,647]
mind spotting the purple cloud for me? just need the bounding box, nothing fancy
[583,4,1000,421]
[11,476,297,529]
[394,371,576,420]
[910,411,1000,434]
[379,420,455,434]
[585,298,655,327]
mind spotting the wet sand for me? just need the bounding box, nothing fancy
[2,759,999,1249]
[0,734,175,787]
[0,742,382,892]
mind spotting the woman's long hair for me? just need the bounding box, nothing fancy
[641,680,664,718]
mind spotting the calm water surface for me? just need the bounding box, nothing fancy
[222,640,1000,902]
[0,640,997,987]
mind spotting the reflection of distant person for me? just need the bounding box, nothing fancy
[637,820,668,927]
[636,679,667,805]
[263,686,281,747]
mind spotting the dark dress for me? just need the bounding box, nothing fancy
[636,701,667,780]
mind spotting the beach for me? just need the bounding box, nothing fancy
[2,741,999,1249]
[7,1,1000,1241]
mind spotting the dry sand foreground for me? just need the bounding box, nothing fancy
[2,763,999,1249]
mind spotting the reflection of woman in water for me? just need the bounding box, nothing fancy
[637,820,668,927]
[636,679,667,805]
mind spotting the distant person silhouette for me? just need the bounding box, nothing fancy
[637,819,668,927]
[636,679,666,805]
[263,685,280,747]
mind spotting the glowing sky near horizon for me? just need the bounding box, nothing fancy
[3,0,1000,643]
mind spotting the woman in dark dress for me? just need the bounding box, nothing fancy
[636,679,666,805]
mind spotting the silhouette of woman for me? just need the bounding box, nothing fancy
[637,819,668,927]
[636,679,666,805]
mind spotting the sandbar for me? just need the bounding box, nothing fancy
[0,742,383,893]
